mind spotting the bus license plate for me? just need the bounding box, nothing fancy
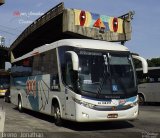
[107,114,118,118]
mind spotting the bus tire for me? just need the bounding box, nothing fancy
[18,96,23,112]
[138,94,145,105]
[53,104,62,126]
[4,97,9,103]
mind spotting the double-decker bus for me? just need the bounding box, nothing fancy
[137,67,160,104]
[10,39,147,125]
[0,69,10,97]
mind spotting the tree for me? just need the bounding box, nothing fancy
[133,57,160,69]
[147,58,160,67]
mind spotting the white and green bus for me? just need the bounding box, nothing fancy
[10,39,148,125]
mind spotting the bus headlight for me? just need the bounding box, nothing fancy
[73,97,95,109]
[81,101,95,109]
[129,100,138,107]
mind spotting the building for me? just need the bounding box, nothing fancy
[0,46,9,69]
[0,36,5,46]
[0,37,9,69]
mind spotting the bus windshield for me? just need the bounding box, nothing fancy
[59,47,137,99]
[77,51,136,98]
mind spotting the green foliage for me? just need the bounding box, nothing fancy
[147,58,160,67]
[133,59,142,68]
[133,57,160,68]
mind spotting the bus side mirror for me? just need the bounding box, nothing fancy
[132,55,148,74]
[65,51,79,71]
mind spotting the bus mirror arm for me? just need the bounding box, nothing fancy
[66,51,79,71]
[132,55,148,74]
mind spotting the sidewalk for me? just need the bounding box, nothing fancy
[0,106,5,132]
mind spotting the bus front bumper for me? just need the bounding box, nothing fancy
[75,103,138,122]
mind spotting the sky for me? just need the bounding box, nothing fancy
[0,0,160,59]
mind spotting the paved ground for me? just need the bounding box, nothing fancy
[0,97,160,138]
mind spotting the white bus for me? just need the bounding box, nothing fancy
[10,39,148,125]
[137,67,160,104]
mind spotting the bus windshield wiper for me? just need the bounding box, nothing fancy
[96,54,110,96]
[96,70,105,95]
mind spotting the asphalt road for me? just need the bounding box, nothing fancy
[0,97,160,138]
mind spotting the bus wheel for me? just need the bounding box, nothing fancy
[18,96,23,112]
[138,94,145,105]
[53,104,62,126]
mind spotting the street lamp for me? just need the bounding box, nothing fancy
[0,0,5,6]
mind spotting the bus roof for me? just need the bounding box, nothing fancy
[12,39,129,63]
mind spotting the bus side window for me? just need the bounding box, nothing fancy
[32,55,42,75]
[11,57,33,77]
[32,49,60,91]
[50,49,59,91]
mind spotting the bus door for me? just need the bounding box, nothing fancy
[64,53,76,120]
[148,77,160,102]
[64,88,75,119]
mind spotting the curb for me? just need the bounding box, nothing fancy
[0,107,5,132]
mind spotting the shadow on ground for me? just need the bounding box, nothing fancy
[140,102,160,106]
[13,107,135,131]
[63,120,135,131]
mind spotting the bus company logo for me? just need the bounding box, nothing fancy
[119,99,126,105]
[26,80,36,96]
